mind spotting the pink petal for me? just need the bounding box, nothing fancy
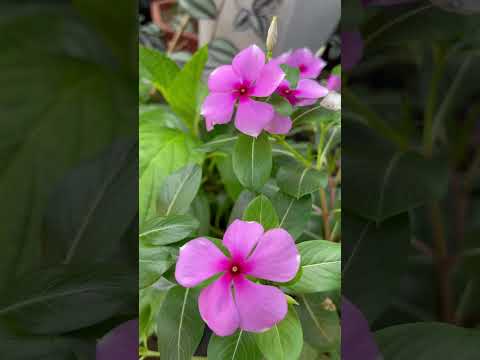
[175,237,229,287]
[208,65,241,92]
[199,274,239,336]
[270,51,291,66]
[295,98,318,107]
[265,114,292,135]
[223,219,264,261]
[232,45,265,84]
[233,276,288,332]
[296,79,329,99]
[201,93,235,131]
[286,48,313,68]
[245,228,300,282]
[251,62,285,97]
[234,98,274,137]
[286,48,326,78]
[327,74,341,92]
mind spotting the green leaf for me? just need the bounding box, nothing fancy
[140,104,186,131]
[139,245,178,289]
[165,46,209,129]
[189,190,211,236]
[243,195,279,230]
[343,212,410,323]
[269,93,293,117]
[280,64,300,88]
[158,164,202,216]
[285,240,340,293]
[273,192,313,240]
[233,133,273,191]
[208,330,262,360]
[217,154,244,200]
[298,294,340,353]
[0,264,136,334]
[140,214,199,246]
[375,323,480,359]
[276,165,328,199]
[139,123,203,227]
[254,306,303,360]
[343,123,448,221]
[139,45,179,95]
[229,190,256,224]
[157,286,204,360]
[179,0,217,19]
[197,135,238,153]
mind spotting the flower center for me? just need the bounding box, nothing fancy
[229,263,242,276]
[299,64,307,73]
[284,89,291,95]
[231,266,239,273]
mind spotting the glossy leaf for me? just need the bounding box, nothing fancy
[140,214,199,246]
[197,135,238,153]
[254,306,303,360]
[276,165,328,199]
[139,245,178,289]
[229,190,256,224]
[273,192,313,240]
[233,133,272,191]
[243,195,279,230]
[139,45,179,95]
[158,164,202,216]
[285,240,340,293]
[157,286,204,360]
[208,330,262,360]
[179,0,217,19]
[269,94,294,117]
[217,154,244,200]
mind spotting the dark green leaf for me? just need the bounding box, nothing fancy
[140,214,199,246]
[280,64,300,88]
[273,192,313,240]
[157,286,204,360]
[158,164,202,216]
[277,165,328,199]
[243,195,279,230]
[233,133,272,191]
[217,154,244,200]
[208,330,262,360]
[189,190,211,236]
[229,190,256,224]
[197,135,238,153]
[285,240,340,293]
[254,306,303,360]
[139,245,178,289]
[269,93,293,117]
[179,0,217,19]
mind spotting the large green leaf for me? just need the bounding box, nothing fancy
[254,306,303,360]
[0,264,136,334]
[139,45,179,95]
[233,133,273,191]
[375,322,480,359]
[158,164,202,216]
[273,192,313,240]
[139,245,178,289]
[343,212,410,323]
[208,330,262,360]
[243,195,279,230]
[343,123,448,221]
[157,286,204,360]
[276,165,328,199]
[0,4,135,289]
[285,241,341,294]
[140,214,199,246]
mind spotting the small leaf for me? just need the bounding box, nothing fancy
[273,191,313,240]
[277,165,328,199]
[254,306,303,360]
[197,135,238,153]
[233,133,272,191]
[158,164,202,216]
[268,93,293,117]
[285,240,340,293]
[280,64,300,88]
[157,286,204,360]
[179,0,217,19]
[208,330,262,360]
[140,214,199,246]
[243,195,279,230]
[139,245,178,289]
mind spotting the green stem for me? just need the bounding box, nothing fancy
[273,135,311,168]
[316,123,326,170]
[139,349,160,358]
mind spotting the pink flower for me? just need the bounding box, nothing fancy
[327,74,341,92]
[201,45,285,137]
[276,79,328,107]
[175,220,300,336]
[273,48,327,79]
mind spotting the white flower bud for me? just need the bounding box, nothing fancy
[266,16,278,54]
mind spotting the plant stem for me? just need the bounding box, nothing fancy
[319,188,331,240]
[273,135,311,168]
[167,14,190,54]
[139,349,160,358]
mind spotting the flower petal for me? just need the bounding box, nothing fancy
[232,45,265,84]
[295,98,318,107]
[245,228,300,282]
[201,93,235,131]
[233,276,288,332]
[286,48,326,78]
[199,274,239,336]
[265,114,292,135]
[251,63,285,97]
[175,237,229,287]
[234,98,274,137]
[208,65,241,92]
[223,219,264,261]
[296,79,329,99]
[327,74,341,92]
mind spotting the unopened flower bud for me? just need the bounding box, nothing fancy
[266,16,278,55]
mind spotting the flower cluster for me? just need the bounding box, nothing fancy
[201,45,331,137]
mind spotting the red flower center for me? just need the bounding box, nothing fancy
[299,64,307,73]
[229,263,242,276]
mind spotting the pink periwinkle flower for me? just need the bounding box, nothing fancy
[175,220,300,336]
[273,48,327,79]
[201,45,285,137]
[276,79,329,107]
